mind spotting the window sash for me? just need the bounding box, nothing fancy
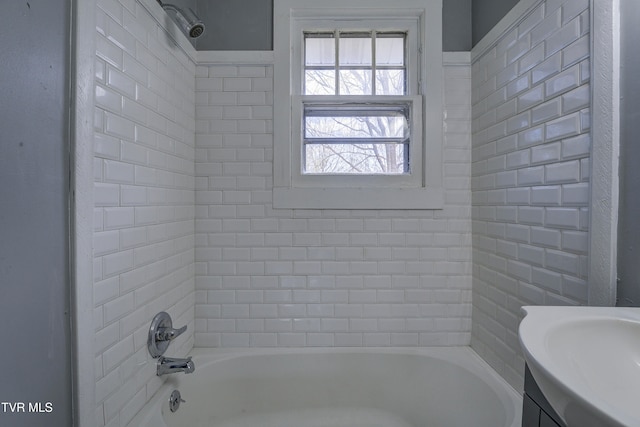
[302,102,411,174]
[292,95,423,187]
[304,31,407,96]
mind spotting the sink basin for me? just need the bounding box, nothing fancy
[519,306,640,427]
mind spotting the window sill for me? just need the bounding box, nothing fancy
[273,187,444,209]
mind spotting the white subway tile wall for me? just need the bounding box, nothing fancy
[471,0,590,392]
[194,60,473,350]
[93,0,196,426]
[88,0,594,422]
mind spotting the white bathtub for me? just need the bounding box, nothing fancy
[128,347,522,427]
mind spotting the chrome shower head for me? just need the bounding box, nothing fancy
[158,1,205,39]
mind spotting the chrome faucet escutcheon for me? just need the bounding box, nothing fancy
[147,312,188,358]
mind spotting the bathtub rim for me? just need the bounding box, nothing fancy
[126,346,522,427]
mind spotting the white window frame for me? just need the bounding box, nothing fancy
[273,0,443,209]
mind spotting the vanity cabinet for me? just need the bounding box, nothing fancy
[522,365,566,427]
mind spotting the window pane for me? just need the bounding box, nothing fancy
[376,37,404,66]
[305,70,336,95]
[339,37,372,66]
[376,69,405,95]
[305,113,407,139]
[305,36,335,66]
[304,143,407,174]
[339,69,372,95]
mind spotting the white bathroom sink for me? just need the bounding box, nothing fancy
[519,306,640,427]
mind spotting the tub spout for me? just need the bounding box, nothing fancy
[157,356,195,376]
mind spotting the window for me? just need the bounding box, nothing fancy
[274,0,443,209]
[303,32,411,176]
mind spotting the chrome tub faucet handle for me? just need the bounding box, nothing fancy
[147,312,188,358]
[155,324,187,342]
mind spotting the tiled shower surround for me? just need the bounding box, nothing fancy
[89,0,594,425]
[471,0,591,391]
[193,59,473,348]
[93,0,196,425]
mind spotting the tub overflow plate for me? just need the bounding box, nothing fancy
[169,390,185,413]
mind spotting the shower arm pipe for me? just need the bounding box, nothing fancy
[157,0,180,14]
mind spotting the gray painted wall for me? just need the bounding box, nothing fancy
[471,0,519,46]
[0,1,72,426]
[195,0,273,51]
[193,0,472,51]
[617,0,640,306]
[444,0,472,51]
[183,0,521,52]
